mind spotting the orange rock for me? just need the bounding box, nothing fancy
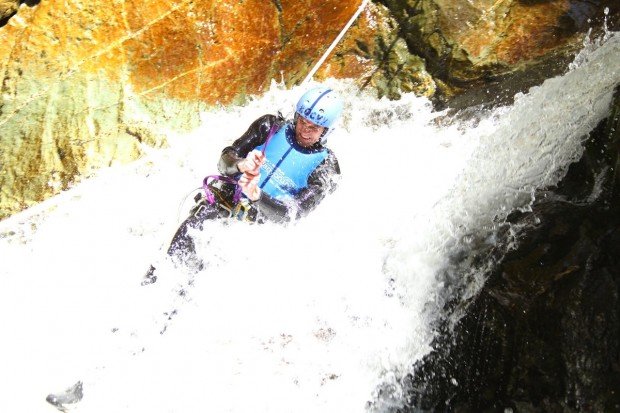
[316,2,385,83]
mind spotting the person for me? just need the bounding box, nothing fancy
[143,86,344,281]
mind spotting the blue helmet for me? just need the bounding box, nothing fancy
[295,87,344,129]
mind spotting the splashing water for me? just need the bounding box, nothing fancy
[0,32,618,413]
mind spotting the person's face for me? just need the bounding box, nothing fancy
[295,116,325,147]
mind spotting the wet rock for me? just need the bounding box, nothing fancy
[399,87,620,412]
[377,0,620,108]
[315,2,436,100]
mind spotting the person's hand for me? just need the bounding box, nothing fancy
[237,150,265,176]
[238,172,261,201]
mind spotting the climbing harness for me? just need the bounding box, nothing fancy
[202,175,243,205]
[201,122,279,208]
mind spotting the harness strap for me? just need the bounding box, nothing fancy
[202,121,280,205]
[203,175,242,205]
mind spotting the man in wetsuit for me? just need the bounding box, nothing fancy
[147,86,344,276]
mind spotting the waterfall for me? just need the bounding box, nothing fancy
[0,31,618,413]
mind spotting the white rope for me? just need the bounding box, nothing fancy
[301,0,370,85]
[176,186,202,224]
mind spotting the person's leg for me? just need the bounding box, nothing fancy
[167,201,221,271]
[142,200,222,285]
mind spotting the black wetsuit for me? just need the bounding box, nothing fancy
[164,113,341,269]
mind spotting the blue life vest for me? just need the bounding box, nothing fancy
[254,124,328,200]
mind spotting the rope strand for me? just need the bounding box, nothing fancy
[301,0,370,85]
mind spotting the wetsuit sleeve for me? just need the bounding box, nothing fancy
[218,114,278,176]
[254,149,341,223]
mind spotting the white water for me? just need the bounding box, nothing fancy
[0,32,618,413]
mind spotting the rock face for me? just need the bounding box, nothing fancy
[316,2,437,100]
[377,0,620,107]
[399,87,620,412]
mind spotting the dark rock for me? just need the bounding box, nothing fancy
[0,0,19,27]
[398,88,620,411]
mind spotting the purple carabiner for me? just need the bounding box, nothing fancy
[202,175,242,205]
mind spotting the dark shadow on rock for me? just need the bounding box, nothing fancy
[397,87,620,411]
[0,14,16,28]
[0,0,40,28]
